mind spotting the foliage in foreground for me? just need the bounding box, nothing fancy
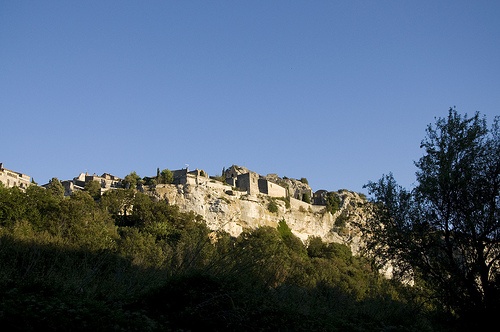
[363,108,500,330]
[0,184,454,331]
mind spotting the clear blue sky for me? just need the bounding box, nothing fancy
[1,1,499,193]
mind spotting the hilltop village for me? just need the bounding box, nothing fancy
[1,163,331,207]
[1,161,368,253]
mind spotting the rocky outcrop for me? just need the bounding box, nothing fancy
[143,180,368,254]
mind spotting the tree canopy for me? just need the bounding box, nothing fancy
[122,171,142,189]
[46,177,65,199]
[364,108,500,328]
[84,180,101,200]
[159,169,173,184]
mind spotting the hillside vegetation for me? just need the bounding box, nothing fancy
[0,184,450,331]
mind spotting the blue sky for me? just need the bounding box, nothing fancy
[1,1,499,193]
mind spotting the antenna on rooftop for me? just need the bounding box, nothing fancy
[185,164,189,170]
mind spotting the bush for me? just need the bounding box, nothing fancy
[277,218,292,239]
[326,192,341,214]
[84,180,101,200]
[302,193,311,204]
[267,199,278,213]
[335,212,350,228]
[159,169,173,184]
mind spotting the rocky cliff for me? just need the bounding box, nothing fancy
[143,179,368,254]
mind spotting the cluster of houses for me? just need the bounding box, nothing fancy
[60,172,123,197]
[0,163,124,196]
[0,163,331,206]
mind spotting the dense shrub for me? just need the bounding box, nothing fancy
[267,198,279,213]
[326,191,341,214]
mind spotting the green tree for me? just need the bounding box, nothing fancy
[307,236,326,258]
[46,177,65,199]
[325,192,341,214]
[84,180,101,200]
[234,226,292,288]
[307,236,353,262]
[142,176,157,186]
[0,186,26,226]
[277,218,306,256]
[57,191,118,249]
[24,184,61,230]
[277,218,293,239]
[123,171,141,189]
[267,198,278,213]
[364,108,500,327]
[160,169,173,184]
[100,188,135,225]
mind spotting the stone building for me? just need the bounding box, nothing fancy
[225,165,249,181]
[0,163,31,190]
[171,168,209,185]
[231,171,258,195]
[263,172,313,201]
[259,177,287,197]
[313,190,329,205]
[62,172,123,196]
[225,165,287,198]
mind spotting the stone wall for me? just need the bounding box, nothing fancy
[289,196,312,211]
[0,163,31,189]
[237,172,260,195]
[258,178,287,197]
[313,190,328,205]
[172,169,189,184]
[171,168,209,186]
[225,165,248,179]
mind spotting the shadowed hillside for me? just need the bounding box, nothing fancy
[0,184,452,331]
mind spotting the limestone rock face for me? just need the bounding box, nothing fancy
[144,182,367,254]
